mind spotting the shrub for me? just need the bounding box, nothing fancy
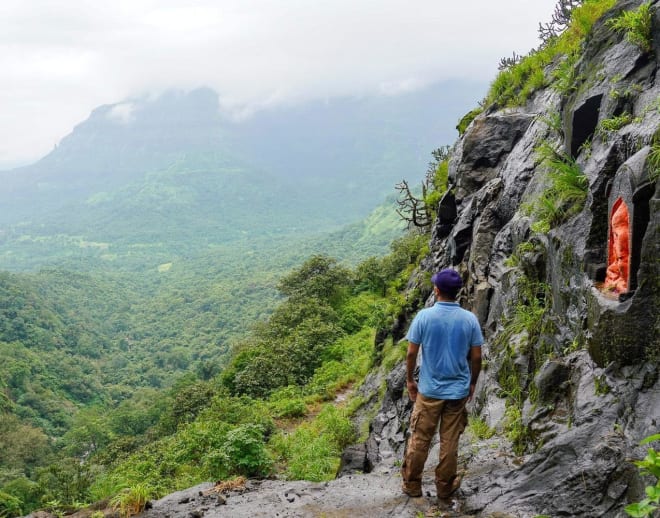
[423,159,449,220]
[36,458,95,507]
[110,484,151,518]
[0,491,22,518]
[268,386,307,418]
[221,424,272,477]
[607,1,653,53]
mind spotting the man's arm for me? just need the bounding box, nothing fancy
[468,345,482,402]
[406,341,420,402]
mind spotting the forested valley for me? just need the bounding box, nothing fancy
[0,225,435,516]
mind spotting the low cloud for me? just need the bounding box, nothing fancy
[0,0,558,164]
[107,103,136,125]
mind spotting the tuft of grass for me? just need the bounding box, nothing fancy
[527,143,588,232]
[504,241,538,268]
[597,113,634,139]
[503,405,528,455]
[609,83,644,101]
[594,374,611,395]
[607,1,653,53]
[457,107,484,136]
[647,140,660,182]
[468,416,496,440]
[551,52,583,96]
[110,484,152,518]
[537,110,564,137]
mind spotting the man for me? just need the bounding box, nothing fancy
[401,268,483,500]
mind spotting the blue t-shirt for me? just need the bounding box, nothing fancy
[406,302,483,400]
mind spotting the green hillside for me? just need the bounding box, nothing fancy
[0,226,430,515]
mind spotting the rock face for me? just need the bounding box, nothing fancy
[358,1,660,516]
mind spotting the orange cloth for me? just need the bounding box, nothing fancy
[604,199,630,293]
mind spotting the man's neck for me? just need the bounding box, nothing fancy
[434,290,456,303]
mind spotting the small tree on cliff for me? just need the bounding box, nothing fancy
[395,146,450,231]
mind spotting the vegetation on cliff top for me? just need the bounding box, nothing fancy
[486,0,617,108]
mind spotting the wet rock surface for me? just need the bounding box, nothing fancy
[139,474,436,518]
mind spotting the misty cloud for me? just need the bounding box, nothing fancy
[107,103,136,125]
[0,0,558,165]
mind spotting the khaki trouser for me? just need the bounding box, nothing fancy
[401,393,468,497]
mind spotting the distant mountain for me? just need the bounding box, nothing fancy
[0,81,485,270]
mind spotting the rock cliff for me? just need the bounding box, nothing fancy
[361,0,660,516]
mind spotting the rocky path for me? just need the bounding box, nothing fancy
[137,439,493,518]
[139,473,438,518]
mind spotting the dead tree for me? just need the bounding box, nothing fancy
[539,0,583,43]
[498,52,522,70]
[395,179,432,231]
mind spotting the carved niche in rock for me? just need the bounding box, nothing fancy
[567,94,602,159]
[599,147,654,297]
[604,198,630,294]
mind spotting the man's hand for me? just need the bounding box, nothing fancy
[406,342,421,403]
[468,382,476,402]
[407,380,418,402]
[468,346,482,403]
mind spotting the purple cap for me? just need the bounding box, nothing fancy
[431,269,463,294]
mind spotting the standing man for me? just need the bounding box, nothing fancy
[401,269,483,500]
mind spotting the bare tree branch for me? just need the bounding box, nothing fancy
[538,0,583,44]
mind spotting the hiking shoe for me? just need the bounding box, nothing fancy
[436,475,461,499]
[401,484,423,498]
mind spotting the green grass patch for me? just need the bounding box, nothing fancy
[456,107,484,135]
[306,327,376,399]
[504,241,539,268]
[270,405,355,481]
[597,113,634,138]
[607,1,653,53]
[381,337,408,371]
[486,0,616,107]
[503,405,528,456]
[468,416,496,440]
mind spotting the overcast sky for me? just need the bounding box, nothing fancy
[0,0,558,167]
